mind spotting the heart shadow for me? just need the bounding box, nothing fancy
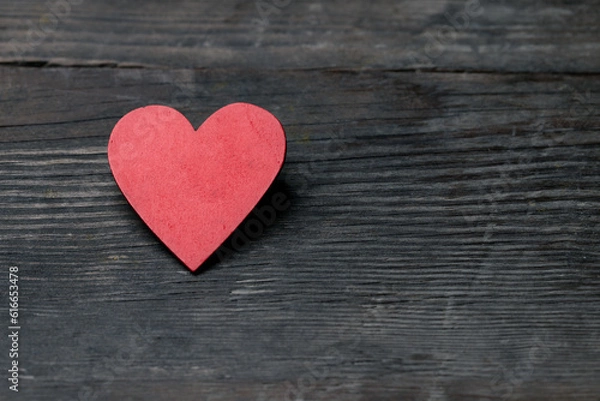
[191,176,293,275]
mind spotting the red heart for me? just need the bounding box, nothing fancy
[108,103,287,271]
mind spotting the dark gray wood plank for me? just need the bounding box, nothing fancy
[0,66,599,400]
[0,0,599,72]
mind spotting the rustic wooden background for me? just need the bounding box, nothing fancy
[1,1,599,400]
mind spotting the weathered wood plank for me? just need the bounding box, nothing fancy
[0,66,599,400]
[0,0,599,72]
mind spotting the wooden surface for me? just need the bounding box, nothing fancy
[1,1,599,400]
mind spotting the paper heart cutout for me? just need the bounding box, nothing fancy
[108,103,287,271]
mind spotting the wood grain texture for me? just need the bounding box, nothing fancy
[0,0,599,72]
[0,0,599,400]
[1,66,599,400]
